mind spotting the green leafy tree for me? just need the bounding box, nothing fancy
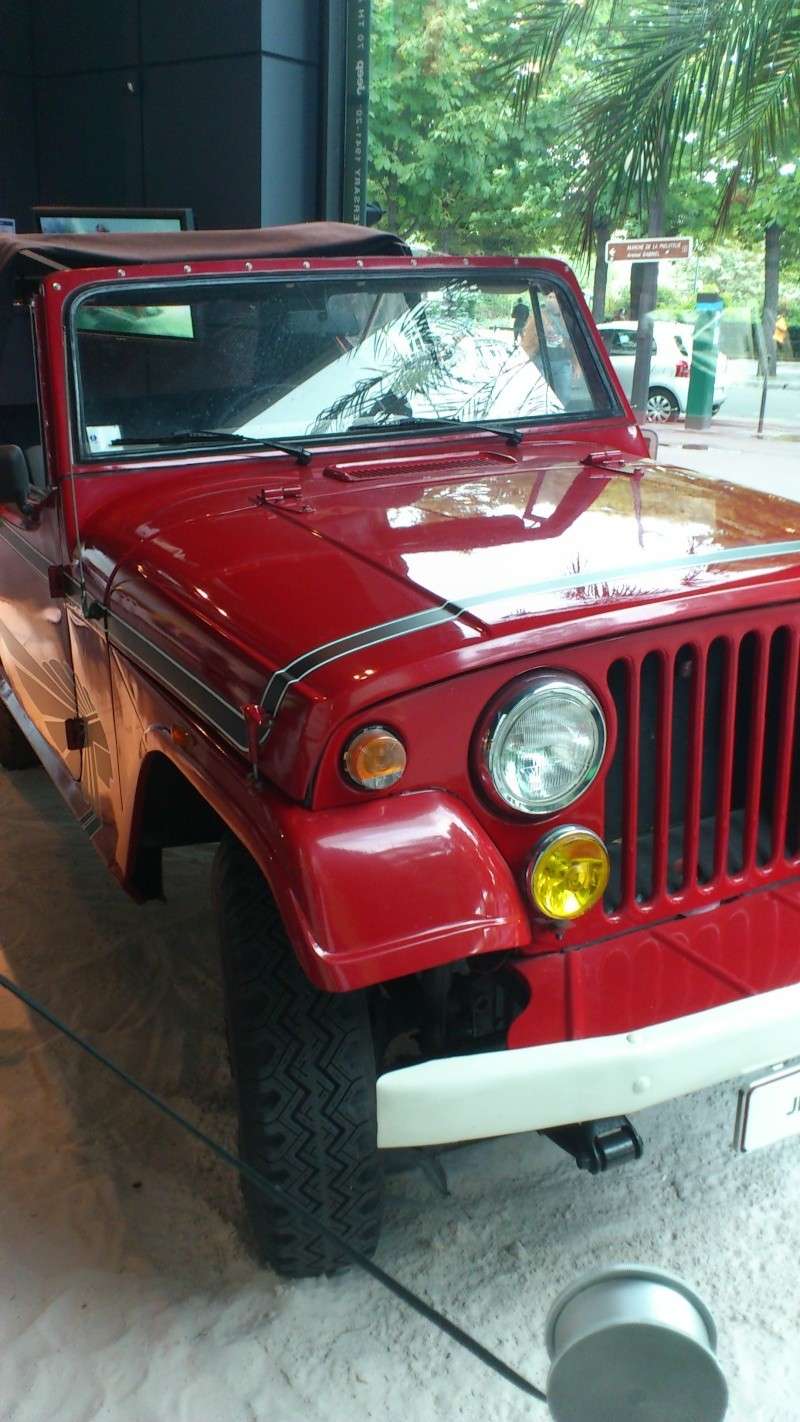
[488,0,800,399]
[369,0,582,254]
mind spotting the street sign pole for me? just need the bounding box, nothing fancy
[605,236,694,264]
[754,319,771,437]
[606,235,695,421]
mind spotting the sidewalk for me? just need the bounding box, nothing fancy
[654,419,800,501]
[726,358,800,390]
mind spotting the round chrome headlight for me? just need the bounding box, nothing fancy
[479,673,606,816]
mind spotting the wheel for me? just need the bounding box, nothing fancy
[0,698,38,769]
[212,832,384,1277]
[646,387,681,423]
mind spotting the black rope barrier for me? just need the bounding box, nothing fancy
[0,970,547,1408]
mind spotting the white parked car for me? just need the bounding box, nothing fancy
[598,319,728,422]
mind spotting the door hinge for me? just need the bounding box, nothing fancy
[251,485,312,512]
[48,564,70,598]
[48,565,104,619]
[64,716,87,751]
[580,450,646,476]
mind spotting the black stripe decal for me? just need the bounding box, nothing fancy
[12,517,800,748]
[260,600,464,718]
[0,518,52,577]
[0,518,247,750]
[257,538,800,721]
[453,536,800,612]
[0,519,82,604]
[106,613,249,752]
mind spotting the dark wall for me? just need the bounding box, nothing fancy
[0,0,333,232]
[0,0,37,229]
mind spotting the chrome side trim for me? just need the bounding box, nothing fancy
[105,612,249,753]
[0,518,52,576]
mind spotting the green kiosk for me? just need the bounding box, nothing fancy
[685,291,725,431]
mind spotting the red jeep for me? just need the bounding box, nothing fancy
[2,223,800,1277]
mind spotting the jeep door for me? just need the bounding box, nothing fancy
[0,307,82,777]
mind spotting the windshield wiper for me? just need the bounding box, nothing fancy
[110,430,312,463]
[345,415,523,446]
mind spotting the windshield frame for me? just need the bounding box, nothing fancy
[65,265,623,465]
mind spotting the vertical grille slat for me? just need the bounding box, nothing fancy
[742,633,770,872]
[713,637,739,879]
[621,658,640,907]
[652,651,674,899]
[697,638,726,883]
[728,633,758,876]
[667,646,693,891]
[601,611,800,921]
[681,644,707,891]
[785,636,800,860]
[761,628,796,865]
[604,660,627,911]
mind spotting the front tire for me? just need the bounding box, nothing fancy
[0,698,39,769]
[212,832,384,1277]
[646,386,681,423]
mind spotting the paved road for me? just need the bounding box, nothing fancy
[648,361,800,497]
[654,424,800,499]
[720,360,800,427]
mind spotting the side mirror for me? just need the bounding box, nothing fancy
[0,445,32,514]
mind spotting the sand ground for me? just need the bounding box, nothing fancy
[2,747,800,1422]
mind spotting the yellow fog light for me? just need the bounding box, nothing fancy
[343,725,407,790]
[528,826,609,921]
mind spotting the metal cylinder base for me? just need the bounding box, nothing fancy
[545,1265,728,1422]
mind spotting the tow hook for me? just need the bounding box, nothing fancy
[541,1116,644,1174]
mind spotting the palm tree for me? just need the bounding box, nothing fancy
[489,0,800,407]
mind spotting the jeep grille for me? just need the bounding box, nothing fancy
[603,609,800,916]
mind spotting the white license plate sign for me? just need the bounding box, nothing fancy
[736,1064,800,1152]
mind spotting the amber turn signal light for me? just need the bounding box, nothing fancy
[528,826,609,921]
[343,725,407,791]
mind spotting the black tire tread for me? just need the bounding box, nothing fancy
[212,831,383,1277]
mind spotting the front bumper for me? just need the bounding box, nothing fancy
[377,980,800,1149]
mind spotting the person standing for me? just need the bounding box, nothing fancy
[775,309,793,361]
[511,297,529,344]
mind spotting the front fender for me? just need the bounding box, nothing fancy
[131,723,529,991]
[277,790,531,990]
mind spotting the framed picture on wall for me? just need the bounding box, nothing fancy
[32,206,195,235]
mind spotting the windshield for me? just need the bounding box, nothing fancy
[70,269,616,458]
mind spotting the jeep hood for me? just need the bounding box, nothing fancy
[297,456,800,626]
[95,447,800,785]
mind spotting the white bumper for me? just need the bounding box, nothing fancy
[376,981,800,1148]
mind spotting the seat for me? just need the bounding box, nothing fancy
[23,444,46,489]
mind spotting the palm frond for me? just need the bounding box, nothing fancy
[494,0,800,237]
[482,0,621,118]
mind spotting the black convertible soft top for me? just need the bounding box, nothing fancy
[0,222,409,409]
[0,221,409,283]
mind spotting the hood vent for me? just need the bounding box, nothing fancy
[324,449,517,482]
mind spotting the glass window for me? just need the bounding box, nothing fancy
[0,308,44,484]
[70,271,616,459]
[612,330,637,355]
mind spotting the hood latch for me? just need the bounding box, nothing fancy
[580,449,647,476]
